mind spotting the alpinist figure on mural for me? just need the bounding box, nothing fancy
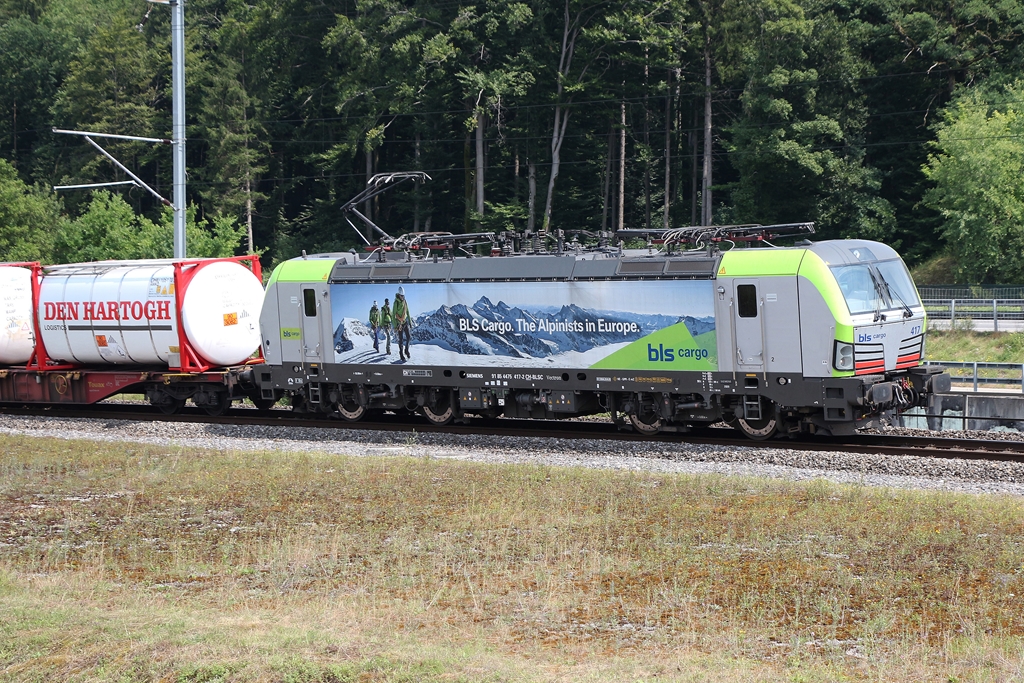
[368,300,381,352]
[380,298,393,355]
[394,286,412,360]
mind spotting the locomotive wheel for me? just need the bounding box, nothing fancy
[734,416,778,440]
[247,392,277,412]
[422,401,454,426]
[337,400,366,422]
[251,397,277,412]
[733,400,779,441]
[629,411,663,435]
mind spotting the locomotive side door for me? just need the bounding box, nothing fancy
[733,280,764,370]
[300,286,324,364]
[275,283,303,363]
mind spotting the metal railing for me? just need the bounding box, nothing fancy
[920,286,1024,299]
[922,299,1024,331]
[924,360,1024,392]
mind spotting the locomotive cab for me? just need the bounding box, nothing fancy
[713,239,947,436]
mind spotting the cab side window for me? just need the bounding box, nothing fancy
[303,289,317,317]
[737,284,757,318]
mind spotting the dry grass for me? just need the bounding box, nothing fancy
[2,435,1024,681]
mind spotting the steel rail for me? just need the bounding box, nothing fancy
[3,403,1024,463]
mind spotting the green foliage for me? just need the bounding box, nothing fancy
[179,209,247,259]
[923,82,1024,283]
[911,253,957,285]
[0,159,61,261]
[53,191,166,262]
[52,192,244,263]
[4,0,1024,277]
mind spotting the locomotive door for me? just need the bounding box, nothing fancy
[300,287,323,363]
[733,280,764,370]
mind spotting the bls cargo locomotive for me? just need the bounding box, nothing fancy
[254,222,949,439]
[0,221,950,439]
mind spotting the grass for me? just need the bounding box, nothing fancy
[2,436,1024,681]
[925,329,1024,387]
[925,328,1024,363]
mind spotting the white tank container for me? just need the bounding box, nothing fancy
[0,266,36,365]
[38,259,264,367]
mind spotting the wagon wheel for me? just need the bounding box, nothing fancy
[153,397,186,415]
[201,391,231,417]
[421,393,454,426]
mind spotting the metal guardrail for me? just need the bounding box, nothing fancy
[922,299,1024,331]
[924,360,1024,392]
[920,286,1024,299]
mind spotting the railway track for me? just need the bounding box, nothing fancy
[2,402,1023,463]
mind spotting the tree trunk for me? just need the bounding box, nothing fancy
[619,101,626,231]
[643,61,650,231]
[690,104,698,226]
[475,110,485,227]
[602,123,613,232]
[244,103,254,254]
[364,146,374,242]
[463,132,472,232]
[414,131,421,232]
[542,105,569,232]
[527,160,536,234]
[513,147,521,229]
[664,71,672,231]
[701,31,713,227]
[245,176,254,254]
[541,0,583,234]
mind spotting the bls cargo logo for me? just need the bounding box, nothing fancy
[858,332,886,342]
[44,300,172,321]
[647,343,710,362]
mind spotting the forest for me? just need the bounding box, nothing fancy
[2,0,1024,282]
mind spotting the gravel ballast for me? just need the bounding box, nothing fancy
[3,414,1024,496]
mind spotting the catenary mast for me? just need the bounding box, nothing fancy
[170,0,186,258]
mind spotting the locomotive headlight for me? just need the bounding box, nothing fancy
[833,341,854,371]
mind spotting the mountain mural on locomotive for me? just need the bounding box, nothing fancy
[329,280,718,371]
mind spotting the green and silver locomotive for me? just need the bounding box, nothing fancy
[255,223,949,439]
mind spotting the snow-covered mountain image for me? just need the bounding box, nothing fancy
[332,293,714,366]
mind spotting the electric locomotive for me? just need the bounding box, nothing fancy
[254,222,950,439]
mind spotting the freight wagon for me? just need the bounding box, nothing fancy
[0,256,266,414]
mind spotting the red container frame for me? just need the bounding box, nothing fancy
[170,254,263,372]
